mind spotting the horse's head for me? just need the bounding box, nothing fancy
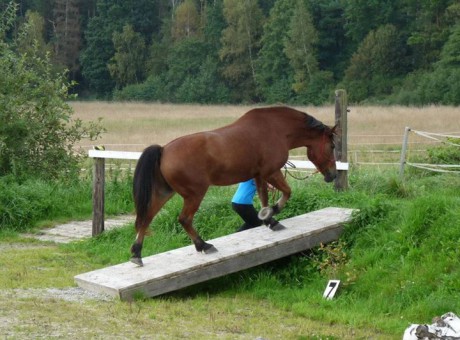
[307,125,338,183]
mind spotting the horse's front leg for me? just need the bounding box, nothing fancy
[268,170,292,213]
[256,171,291,230]
[179,195,217,253]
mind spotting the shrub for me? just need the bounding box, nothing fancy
[0,4,103,180]
[427,138,460,164]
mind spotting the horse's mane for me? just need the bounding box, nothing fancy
[304,113,328,132]
[244,106,330,132]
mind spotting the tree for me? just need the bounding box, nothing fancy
[342,24,405,102]
[15,10,50,59]
[172,0,200,41]
[405,0,456,69]
[164,37,210,100]
[0,3,103,180]
[116,0,230,103]
[406,24,460,105]
[256,0,295,103]
[79,8,117,97]
[308,0,349,80]
[284,0,319,95]
[80,0,162,97]
[344,0,402,45]
[51,0,81,78]
[220,0,264,101]
[438,23,460,68]
[108,24,146,89]
[203,0,225,51]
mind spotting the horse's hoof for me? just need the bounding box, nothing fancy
[130,257,144,267]
[258,206,274,221]
[269,222,286,231]
[202,243,218,254]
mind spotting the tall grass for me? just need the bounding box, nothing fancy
[2,158,459,336]
[55,167,460,336]
[0,171,133,233]
[70,102,460,152]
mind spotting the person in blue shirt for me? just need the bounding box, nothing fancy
[231,179,263,232]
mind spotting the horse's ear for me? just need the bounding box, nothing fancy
[331,124,341,136]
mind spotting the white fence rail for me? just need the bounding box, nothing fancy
[88,150,349,170]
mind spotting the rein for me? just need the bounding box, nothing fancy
[269,161,318,204]
[269,130,332,204]
[283,160,318,180]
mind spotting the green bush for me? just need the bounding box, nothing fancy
[113,75,166,102]
[0,173,133,233]
[0,4,103,180]
[427,138,460,164]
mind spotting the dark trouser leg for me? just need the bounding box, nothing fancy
[232,203,262,232]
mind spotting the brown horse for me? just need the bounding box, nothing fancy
[131,106,338,266]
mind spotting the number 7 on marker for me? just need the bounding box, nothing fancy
[323,280,340,300]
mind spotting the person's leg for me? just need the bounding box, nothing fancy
[232,203,262,232]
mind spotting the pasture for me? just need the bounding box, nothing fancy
[1,103,459,338]
[72,102,459,166]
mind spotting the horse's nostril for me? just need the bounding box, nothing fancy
[323,172,336,183]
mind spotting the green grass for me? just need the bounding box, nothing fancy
[1,167,460,338]
[0,170,133,232]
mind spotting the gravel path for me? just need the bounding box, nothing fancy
[0,287,113,302]
[0,216,133,303]
[24,215,134,243]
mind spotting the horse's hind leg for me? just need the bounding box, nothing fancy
[178,195,216,253]
[131,191,174,266]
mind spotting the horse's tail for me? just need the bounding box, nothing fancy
[133,145,168,230]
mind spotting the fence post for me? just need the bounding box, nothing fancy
[399,126,411,179]
[92,157,105,236]
[334,89,348,191]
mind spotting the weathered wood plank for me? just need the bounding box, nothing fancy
[92,157,105,236]
[75,207,355,300]
[334,89,349,191]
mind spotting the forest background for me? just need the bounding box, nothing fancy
[3,0,460,106]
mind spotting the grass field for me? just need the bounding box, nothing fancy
[71,102,460,166]
[71,102,460,149]
[1,102,459,339]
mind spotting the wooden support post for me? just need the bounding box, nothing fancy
[92,157,105,236]
[399,126,411,179]
[334,89,348,191]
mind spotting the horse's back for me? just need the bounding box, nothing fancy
[159,106,303,192]
[161,129,260,186]
[238,106,305,120]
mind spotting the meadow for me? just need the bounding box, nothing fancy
[71,102,459,151]
[1,102,459,339]
[72,102,459,166]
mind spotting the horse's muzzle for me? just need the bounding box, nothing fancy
[323,170,337,183]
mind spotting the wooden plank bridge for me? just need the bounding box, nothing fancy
[75,207,355,300]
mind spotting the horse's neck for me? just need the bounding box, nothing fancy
[287,127,322,150]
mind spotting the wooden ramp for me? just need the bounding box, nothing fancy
[75,207,355,300]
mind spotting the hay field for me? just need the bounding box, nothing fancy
[71,102,460,163]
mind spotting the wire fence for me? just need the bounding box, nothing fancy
[402,129,460,174]
[347,132,434,166]
[80,129,460,175]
